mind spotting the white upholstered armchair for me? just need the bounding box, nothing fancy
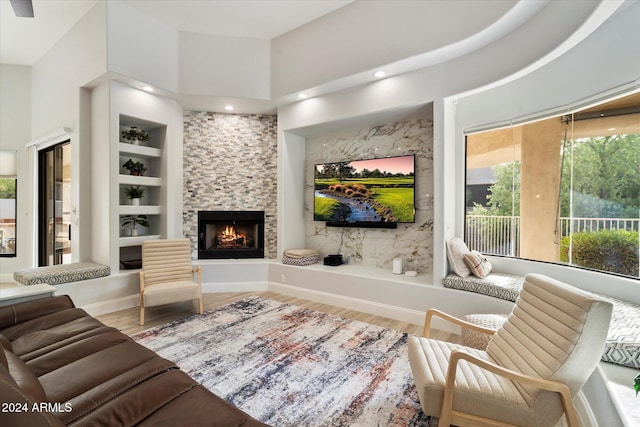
[408,273,613,427]
[139,239,203,325]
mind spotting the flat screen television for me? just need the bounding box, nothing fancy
[314,154,415,226]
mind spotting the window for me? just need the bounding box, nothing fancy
[0,150,17,257]
[465,92,640,278]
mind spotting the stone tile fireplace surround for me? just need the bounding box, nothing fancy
[183,111,277,259]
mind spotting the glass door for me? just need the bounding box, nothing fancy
[38,141,71,266]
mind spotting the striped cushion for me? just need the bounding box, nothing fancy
[13,262,110,286]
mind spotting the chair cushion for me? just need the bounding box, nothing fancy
[143,281,200,307]
[408,336,542,425]
[443,273,524,302]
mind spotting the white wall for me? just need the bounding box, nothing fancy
[107,0,178,93]
[28,1,108,267]
[178,32,270,100]
[0,65,31,277]
[271,0,518,98]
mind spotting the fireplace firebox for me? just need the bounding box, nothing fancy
[198,211,265,259]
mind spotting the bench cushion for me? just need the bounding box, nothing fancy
[599,294,640,369]
[13,262,110,286]
[443,273,525,302]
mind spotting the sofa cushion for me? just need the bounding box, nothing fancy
[4,348,47,402]
[13,261,110,286]
[0,295,75,331]
[0,333,12,352]
[0,367,65,427]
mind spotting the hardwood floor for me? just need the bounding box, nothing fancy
[96,291,461,343]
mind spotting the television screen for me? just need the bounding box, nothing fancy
[314,155,415,223]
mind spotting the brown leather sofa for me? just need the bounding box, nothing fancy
[0,295,269,426]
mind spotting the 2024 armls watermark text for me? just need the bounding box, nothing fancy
[2,402,73,413]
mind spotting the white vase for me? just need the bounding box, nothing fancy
[131,198,140,206]
[131,228,138,237]
[131,138,140,146]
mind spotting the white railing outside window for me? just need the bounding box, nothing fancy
[465,215,639,256]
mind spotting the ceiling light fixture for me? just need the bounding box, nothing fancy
[374,71,386,78]
[142,86,154,92]
[224,105,234,111]
[298,93,308,99]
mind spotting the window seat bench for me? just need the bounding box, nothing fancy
[443,272,640,370]
[13,262,110,286]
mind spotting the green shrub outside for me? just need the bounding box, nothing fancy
[559,229,639,277]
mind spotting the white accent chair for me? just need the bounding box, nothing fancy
[139,239,203,325]
[408,273,613,427]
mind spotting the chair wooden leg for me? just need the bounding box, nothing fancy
[140,304,145,326]
[198,296,203,314]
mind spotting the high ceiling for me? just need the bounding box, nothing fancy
[0,0,353,65]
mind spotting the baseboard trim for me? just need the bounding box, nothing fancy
[202,281,268,293]
[575,390,597,427]
[268,282,426,327]
[80,294,139,317]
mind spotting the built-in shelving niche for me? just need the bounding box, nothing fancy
[117,114,166,270]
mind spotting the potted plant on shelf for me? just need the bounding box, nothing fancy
[121,215,149,237]
[125,186,145,205]
[123,159,147,176]
[121,126,150,145]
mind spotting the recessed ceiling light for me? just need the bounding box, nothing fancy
[142,85,154,92]
[374,71,386,78]
[298,93,308,99]
[224,105,234,111]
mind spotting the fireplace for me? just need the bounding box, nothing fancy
[198,211,265,259]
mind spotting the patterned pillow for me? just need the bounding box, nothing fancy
[446,238,472,277]
[463,250,492,278]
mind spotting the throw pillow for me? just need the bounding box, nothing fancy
[464,250,493,278]
[446,238,472,277]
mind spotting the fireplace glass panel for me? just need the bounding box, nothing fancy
[198,211,264,259]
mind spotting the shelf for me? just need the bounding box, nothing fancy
[119,143,161,158]
[119,234,161,247]
[119,205,161,215]
[119,175,162,186]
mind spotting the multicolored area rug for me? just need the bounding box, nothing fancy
[132,297,434,426]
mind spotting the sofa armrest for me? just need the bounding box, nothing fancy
[0,295,75,331]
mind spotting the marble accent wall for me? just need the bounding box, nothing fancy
[304,115,434,272]
[183,111,278,258]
